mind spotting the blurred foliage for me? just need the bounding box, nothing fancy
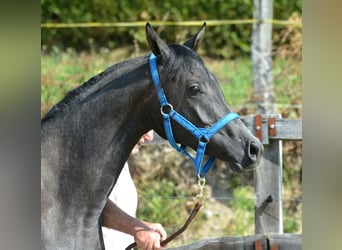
[225,186,255,235]
[41,0,301,58]
[136,179,191,225]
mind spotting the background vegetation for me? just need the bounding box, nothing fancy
[41,0,301,58]
[41,1,302,247]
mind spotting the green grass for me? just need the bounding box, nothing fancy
[208,58,254,107]
[225,186,255,236]
[207,56,302,117]
[41,47,132,116]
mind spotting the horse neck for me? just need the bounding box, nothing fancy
[46,55,155,156]
[41,55,157,216]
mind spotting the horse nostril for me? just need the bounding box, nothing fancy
[248,141,261,163]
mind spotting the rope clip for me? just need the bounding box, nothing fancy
[196,175,206,203]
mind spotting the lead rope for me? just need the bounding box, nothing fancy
[125,177,206,250]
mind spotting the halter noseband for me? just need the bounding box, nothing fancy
[149,53,240,177]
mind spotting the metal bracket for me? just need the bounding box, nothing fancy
[254,115,277,145]
[254,115,263,141]
[255,238,279,250]
[270,244,279,250]
[254,239,263,250]
[268,117,276,137]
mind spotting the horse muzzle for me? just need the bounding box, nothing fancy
[231,139,263,173]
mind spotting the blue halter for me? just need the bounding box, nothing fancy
[149,53,240,177]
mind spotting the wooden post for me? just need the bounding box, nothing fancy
[252,0,275,115]
[254,122,283,234]
[252,0,283,234]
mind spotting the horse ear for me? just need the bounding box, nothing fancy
[183,22,206,51]
[146,23,171,59]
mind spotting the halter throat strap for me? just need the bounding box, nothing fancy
[149,53,239,177]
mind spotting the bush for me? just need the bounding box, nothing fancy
[41,0,301,58]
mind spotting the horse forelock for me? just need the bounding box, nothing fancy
[162,45,204,85]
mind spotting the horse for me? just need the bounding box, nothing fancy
[41,23,263,249]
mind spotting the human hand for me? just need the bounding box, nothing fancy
[143,222,167,243]
[134,222,167,250]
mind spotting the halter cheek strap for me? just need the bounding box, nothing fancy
[149,53,239,177]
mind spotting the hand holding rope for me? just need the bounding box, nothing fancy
[125,177,206,250]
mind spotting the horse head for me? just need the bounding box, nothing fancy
[146,23,263,173]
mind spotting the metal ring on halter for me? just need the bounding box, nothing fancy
[199,135,210,144]
[160,103,174,115]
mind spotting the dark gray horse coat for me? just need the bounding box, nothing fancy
[41,23,262,249]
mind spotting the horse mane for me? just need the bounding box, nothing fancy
[41,46,203,124]
[41,55,149,123]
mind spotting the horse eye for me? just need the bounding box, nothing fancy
[188,83,201,96]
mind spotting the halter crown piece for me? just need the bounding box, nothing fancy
[149,53,240,177]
